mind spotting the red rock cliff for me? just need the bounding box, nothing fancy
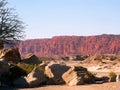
[19,34,120,57]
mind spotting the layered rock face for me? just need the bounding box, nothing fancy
[45,63,70,84]
[19,34,120,57]
[22,53,42,64]
[62,66,95,86]
[25,68,47,87]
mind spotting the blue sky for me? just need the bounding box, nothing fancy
[9,0,120,39]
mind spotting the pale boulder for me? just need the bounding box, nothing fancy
[62,66,94,86]
[45,64,70,85]
[25,67,47,87]
[0,48,21,64]
[22,53,42,64]
[116,74,120,82]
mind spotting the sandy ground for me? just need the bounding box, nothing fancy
[0,82,119,90]
[18,82,120,90]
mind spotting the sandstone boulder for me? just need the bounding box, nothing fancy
[22,53,42,64]
[62,66,95,86]
[45,63,70,85]
[25,67,47,87]
[0,48,21,64]
[116,74,120,82]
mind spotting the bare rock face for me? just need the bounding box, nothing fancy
[25,67,47,87]
[0,48,21,64]
[19,35,120,57]
[62,66,95,86]
[45,63,70,85]
[116,74,120,82]
[22,53,42,64]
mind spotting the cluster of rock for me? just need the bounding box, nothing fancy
[0,48,120,88]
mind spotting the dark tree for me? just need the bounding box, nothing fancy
[0,0,25,49]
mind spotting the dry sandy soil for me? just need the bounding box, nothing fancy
[18,82,120,90]
[0,82,119,90]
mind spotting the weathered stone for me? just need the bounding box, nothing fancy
[62,66,94,86]
[22,53,41,64]
[45,63,70,85]
[25,67,47,87]
[116,74,120,82]
[0,48,21,64]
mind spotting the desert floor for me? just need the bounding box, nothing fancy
[18,82,120,90]
[0,82,119,90]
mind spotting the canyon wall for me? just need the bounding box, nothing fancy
[19,34,120,57]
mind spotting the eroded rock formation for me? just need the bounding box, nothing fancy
[19,34,120,57]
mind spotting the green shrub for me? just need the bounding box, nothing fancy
[109,71,117,78]
[61,56,69,61]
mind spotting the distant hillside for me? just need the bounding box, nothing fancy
[19,34,120,57]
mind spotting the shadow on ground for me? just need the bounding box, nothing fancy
[0,87,18,90]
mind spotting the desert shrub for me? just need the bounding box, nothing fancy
[109,71,117,82]
[75,55,89,61]
[94,55,104,61]
[88,71,96,77]
[61,56,69,61]
[110,56,117,60]
[39,57,54,61]
[17,63,35,74]
[109,71,117,78]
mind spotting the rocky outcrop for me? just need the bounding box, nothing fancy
[0,48,22,86]
[45,63,70,84]
[0,48,21,64]
[22,53,42,64]
[25,67,47,87]
[62,66,95,86]
[116,74,120,82]
[19,34,120,57]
